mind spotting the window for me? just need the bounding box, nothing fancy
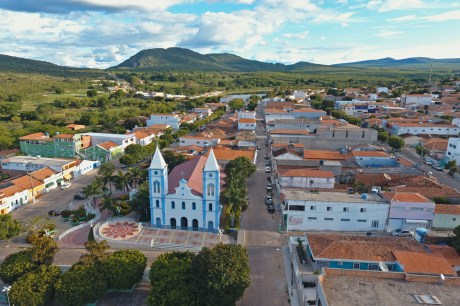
[209,203,212,211]
[327,206,332,211]
[307,217,317,220]
[357,219,367,222]
[343,207,349,212]
[353,263,360,269]
[309,180,314,185]
[360,208,366,213]
[369,264,378,270]
[371,220,379,228]
[154,171,158,175]
[341,219,350,222]
[153,181,161,193]
[310,206,316,211]
[453,218,456,221]
[192,202,196,210]
[324,218,333,221]
[337,261,343,266]
[155,200,159,208]
[410,207,424,211]
[171,201,175,209]
[182,202,186,210]
[207,183,215,196]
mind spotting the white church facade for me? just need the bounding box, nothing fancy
[148,147,221,232]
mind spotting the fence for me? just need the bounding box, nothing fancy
[58,200,101,241]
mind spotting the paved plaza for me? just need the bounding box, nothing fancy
[96,219,230,251]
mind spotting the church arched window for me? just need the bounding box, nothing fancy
[182,202,186,210]
[153,181,160,193]
[155,200,159,208]
[171,201,175,209]
[192,202,196,210]
[209,203,213,211]
[207,183,215,196]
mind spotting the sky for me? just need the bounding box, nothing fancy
[0,0,459,68]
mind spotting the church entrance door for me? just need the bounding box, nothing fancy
[208,221,214,231]
[155,218,161,227]
[192,219,198,231]
[181,217,188,230]
[170,218,176,229]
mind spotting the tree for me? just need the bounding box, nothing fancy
[98,162,116,190]
[225,157,256,179]
[445,160,457,177]
[0,250,37,283]
[377,131,389,143]
[149,251,196,306]
[119,153,138,167]
[9,265,61,306]
[113,170,131,191]
[87,89,98,98]
[388,135,405,151]
[30,235,59,265]
[452,225,460,254]
[82,176,103,206]
[103,249,146,289]
[79,240,111,266]
[128,166,145,189]
[228,98,244,112]
[192,243,250,306]
[55,264,107,306]
[221,174,247,227]
[162,150,186,173]
[0,214,21,240]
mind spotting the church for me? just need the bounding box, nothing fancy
[148,146,221,232]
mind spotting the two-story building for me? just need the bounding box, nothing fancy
[446,137,460,164]
[282,189,390,232]
[146,113,181,130]
[382,192,435,231]
[19,132,90,159]
[278,169,335,189]
[178,135,220,148]
[432,204,460,230]
[238,118,256,130]
[81,133,136,150]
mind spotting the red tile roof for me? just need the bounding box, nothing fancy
[0,184,25,199]
[239,118,256,123]
[29,167,57,181]
[11,175,43,189]
[98,141,119,150]
[168,156,208,196]
[303,150,345,160]
[208,148,255,162]
[54,134,75,139]
[279,169,334,178]
[19,132,52,141]
[306,233,426,262]
[425,244,460,267]
[393,251,456,276]
[382,192,433,203]
[435,204,460,215]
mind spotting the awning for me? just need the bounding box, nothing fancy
[405,219,429,224]
[45,182,54,188]
[63,173,72,181]
[56,178,63,183]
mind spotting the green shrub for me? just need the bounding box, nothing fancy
[9,265,61,306]
[56,264,107,306]
[0,250,37,283]
[104,249,146,289]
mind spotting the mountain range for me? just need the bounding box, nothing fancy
[1,47,460,74]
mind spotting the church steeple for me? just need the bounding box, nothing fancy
[149,146,167,169]
[204,148,219,171]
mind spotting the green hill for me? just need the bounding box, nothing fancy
[334,57,460,69]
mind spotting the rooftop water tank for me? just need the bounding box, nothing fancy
[361,193,368,199]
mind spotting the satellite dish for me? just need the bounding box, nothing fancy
[440,274,445,281]
[379,262,389,272]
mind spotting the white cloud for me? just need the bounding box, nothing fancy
[77,0,192,11]
[283,31,309,39]
[366,0,426,12]
[388,14,418,22]
[374,30,403,37]
[422,10,460,22]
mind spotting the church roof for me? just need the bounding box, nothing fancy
[168,156,208,196]
[149,146,167,169]
[204,148,219,171]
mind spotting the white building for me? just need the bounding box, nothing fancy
[148,147,221,232]
[282,189,389,232]
[0,156,77,174]
[238,111,256,119]
[146,113,181,130]
[391,123,460,136]
[178,135,220,148]
[433,204,460,230]
[0,183,30,214]
[376,87,389,93]
[446,137,460,163]
[238,118,256,130]
[278,169,335,189]
[293,91,308,99]
[401,94,432,108]
[82,133,136,150]
[74,160,100,177]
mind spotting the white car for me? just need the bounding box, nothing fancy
[60,182,72,190]
[391,229,413,237]
[266,182,272,190]
[265,166,271,173]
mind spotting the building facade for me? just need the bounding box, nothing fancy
[149,147,221,232]
[146,114,181,130]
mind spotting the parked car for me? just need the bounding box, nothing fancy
[265,160,270,166]
[266,182,272,190]
[60,182,71,190]
[431,164,444,171]
[264,154,269,159]
[257,145,261,150]
[265,195,273,205]
[391,229,413,237]
[73,193,87,200]
[423,158,432,165]
[48,210,61,216]
[265,166,270,173]
[267,204,275,213]
[262,128,266,132]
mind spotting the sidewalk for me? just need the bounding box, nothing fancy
[281,246,300,306]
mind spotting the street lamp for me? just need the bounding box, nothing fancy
[2,285,11,306]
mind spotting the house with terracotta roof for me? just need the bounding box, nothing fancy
[0,149,19,160]
[82,133,136,150]
[426,244,460,273]
[126,130,157,146]
[0,182,28,214]
[393,251,456,276]
[206,148,257,166]
[29,167,63,191]
[149,147,222,232]
[146,113,180,130]
[352,150,396,167]
[278,169,335,189]
[282,189,389,232]
[303,150,346,161]
[179,135,220,148]
[382,192,435,232]
[238,118,256,130]
[304,233,426,271]
[82,141,123,163]
[272,147,303,160]
[19,132,87,159]
[66,124,86,131]
[432,204,460,230]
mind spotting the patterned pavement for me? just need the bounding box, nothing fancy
[97,218,229,251]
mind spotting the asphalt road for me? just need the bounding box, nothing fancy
[10,170,99,234]
[238,107,290,306]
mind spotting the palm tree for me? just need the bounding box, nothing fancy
[82,176,103,206]
[98,162,115,191]
[113,170,131,192]
[99,196,115,214]
[222,172,248,227]
[128,167,145,189]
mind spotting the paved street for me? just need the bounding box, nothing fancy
[238,107,290,306]
[10,170,99,234]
